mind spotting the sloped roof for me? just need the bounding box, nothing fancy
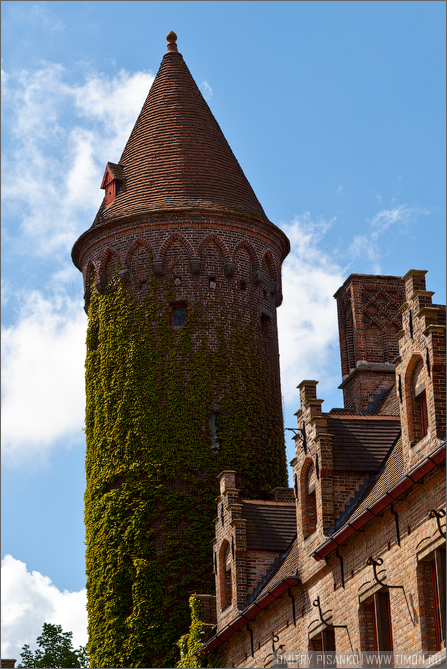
[92,39,269,228]
[248,536,299,606]
[373,383,400,416]
[328,415,401,471]
[100,162,125,189]
[313,439,445,561]
[243,500,296,552]
[341,436,404,526]
[107,162,125,181]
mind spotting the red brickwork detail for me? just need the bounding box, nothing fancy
[245,551,280,596]
[335,275,405,414]
[396,270,446,468]
[332,472,371,518]
[212,468,445,668]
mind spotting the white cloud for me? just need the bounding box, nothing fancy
[1,291,87,467]
[2,63,154,258]
[201,80,213,100]
[349,204,430,273]
[5,2,65,33]
[1,555,87,660]
[1,278,11,305]
[278,213,344,409]
[1,61,9,87]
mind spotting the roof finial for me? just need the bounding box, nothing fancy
[166,31,178,53]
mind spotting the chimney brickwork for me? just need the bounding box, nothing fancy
[334,274,405,414]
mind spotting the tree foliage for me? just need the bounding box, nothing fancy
[17,623,89,668]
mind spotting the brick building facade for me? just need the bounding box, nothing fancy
[67,31,446,667]
[203,269,446,667]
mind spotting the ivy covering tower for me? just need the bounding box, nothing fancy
[72,32,290,668]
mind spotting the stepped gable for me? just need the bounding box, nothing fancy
[93,32,269,228]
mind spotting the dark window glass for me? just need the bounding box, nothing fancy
[419,391,428,437]
[372,590,393,652]
[309,629,336,666]
[431,548,446,651]
[172,306,186,327]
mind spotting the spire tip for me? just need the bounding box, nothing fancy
[166,31,178,53]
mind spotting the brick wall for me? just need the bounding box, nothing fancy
[75,213,287,492]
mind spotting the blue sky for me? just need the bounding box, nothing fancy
[1,1,445,659]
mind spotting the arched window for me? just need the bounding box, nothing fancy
[407,358,428,444]
[301,459,317,538]
[219,540,232,610]
[411,358,428,443]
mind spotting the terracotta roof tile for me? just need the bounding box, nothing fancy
[92,48,269,228]
[243,501,296,552]
[345,437,404,523]
[328,415,401,471]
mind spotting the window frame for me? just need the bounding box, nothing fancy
[170,302,187,328]
[372,589,393,652]
[430,548,446,651]
[219,540,233,611]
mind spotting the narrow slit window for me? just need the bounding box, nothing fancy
[303,461,317,538]
[261,313,273,339]
[220,541,232,610]
[418,391,428,437]
[209,413,220,452]
[412,359,428,442]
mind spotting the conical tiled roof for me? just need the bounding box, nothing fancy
[92,34,269,227]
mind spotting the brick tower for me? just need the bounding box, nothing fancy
[72,33,289,667]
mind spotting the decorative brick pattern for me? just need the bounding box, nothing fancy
[335,274,405,414]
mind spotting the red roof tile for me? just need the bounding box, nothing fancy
[243,501,296,552]
[92,43,269,228]
[328,415,401,471]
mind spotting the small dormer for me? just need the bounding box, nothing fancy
[101,162,124,208]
